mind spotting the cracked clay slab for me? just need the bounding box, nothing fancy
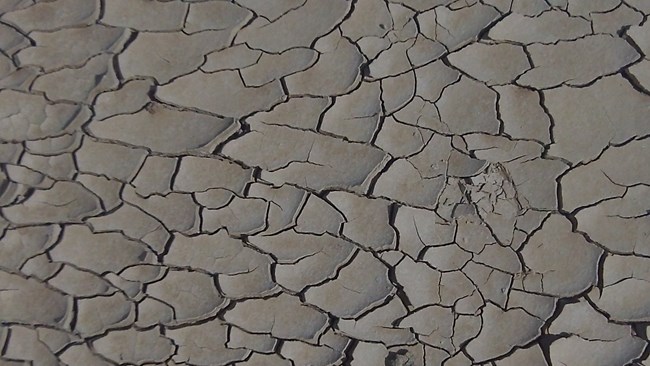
[2,1,650,366]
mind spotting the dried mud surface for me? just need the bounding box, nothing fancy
[1,0,650,365]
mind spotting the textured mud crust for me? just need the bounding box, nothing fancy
[0,0,649,365]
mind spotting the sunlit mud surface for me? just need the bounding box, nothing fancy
[1,0,650,365]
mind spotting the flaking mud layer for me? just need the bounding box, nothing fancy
[0,0,650,365]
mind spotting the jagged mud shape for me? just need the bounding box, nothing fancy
[1,0,650,365]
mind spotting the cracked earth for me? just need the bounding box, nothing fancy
[0,0,649,365]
